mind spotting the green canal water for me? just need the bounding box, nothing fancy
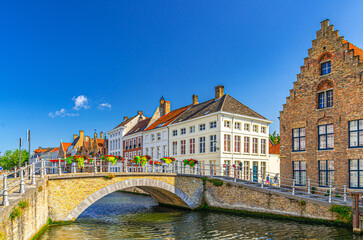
[38,191,362,240]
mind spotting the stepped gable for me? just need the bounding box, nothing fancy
[145,105,191,131]
[124,118,151,136]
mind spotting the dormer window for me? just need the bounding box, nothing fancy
[321,61,331,75]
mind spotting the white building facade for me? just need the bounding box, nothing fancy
[143,128,169,160]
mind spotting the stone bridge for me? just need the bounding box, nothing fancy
[47,173,204,221]
[0,171,350,240]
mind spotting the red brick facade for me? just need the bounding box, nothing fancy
[280,20,363,188]
[123,136,143,160]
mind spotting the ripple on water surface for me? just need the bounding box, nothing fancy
[38,191,360,240]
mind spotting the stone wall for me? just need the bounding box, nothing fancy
[0,179,49,240]
[204,180,337,221]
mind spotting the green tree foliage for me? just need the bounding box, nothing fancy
[0,149,29,170]
[269,131,280,145]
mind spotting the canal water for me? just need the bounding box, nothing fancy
[38,191,361,240]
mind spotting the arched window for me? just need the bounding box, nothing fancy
[318,52,332,76]
[317,80,333,109]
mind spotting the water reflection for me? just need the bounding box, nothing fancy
[38,191,360,240]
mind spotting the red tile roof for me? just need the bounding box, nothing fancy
[145,105,191,131]
[343,40,363,62]
[269,142,280,155]
[51,147,60,152]
[61,142,72,152]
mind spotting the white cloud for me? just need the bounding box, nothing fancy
[49,108,79,118]
[72,95,89,111]
[98,102,112,110]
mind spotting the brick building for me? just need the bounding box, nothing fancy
[123,117,151,160]
[280,20,363,189]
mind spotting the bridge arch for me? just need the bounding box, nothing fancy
[64,178,198,221]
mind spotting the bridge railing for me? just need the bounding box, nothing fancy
[1,158,354,207]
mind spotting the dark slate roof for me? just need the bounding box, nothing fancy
[174,94,266,123]
[70,137,80,148]
[124,118,151,136]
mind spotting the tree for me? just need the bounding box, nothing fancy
[0,149,29,170]
[269,131,280,145]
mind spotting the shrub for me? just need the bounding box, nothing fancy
[104,173,116,180]
[201,176,207,185]
[298,200,306,206]
[38,186,43,192]
[18,200,29,209]
[9,207,22,220]
[226,183,231,187]
[329,205,352,224]
[208,179,223,187]
[311,187,316,194]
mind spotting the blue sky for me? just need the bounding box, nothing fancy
[1,0,362,153]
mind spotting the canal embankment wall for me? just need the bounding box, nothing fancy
[0,179,49,240]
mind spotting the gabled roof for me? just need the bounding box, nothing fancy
[51,147,60,152]
[269,142,280,155]
[343,40,363,62]
[70,137,80,148]
[113,116,138,130]
[145,105,191,131]
[125,118,152,136]
[174,94,266,124]
[61,142,72,152]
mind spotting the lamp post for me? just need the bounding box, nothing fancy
[19,137,22,169]
[27,130,31,164]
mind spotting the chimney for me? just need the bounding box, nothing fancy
[215,85,224,99]
[159,97,171,115]
[73,134,77,140]
[137,111,143,116]
[94,132,98,139]
[100,131,104,139]
[192,95,198,105]
[79,130,84,142]
[123,116,128,121]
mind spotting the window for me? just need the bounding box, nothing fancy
[199,137,206,153]
[151,147,154,159]
[151,134,155,141]
[190,126,195,133]
[224,134,231,152]
[235,122,241,130]
[190,138,195,154]
[319,124,334,150]
[224,121,231,128]
[234,136,241,152]
[244,123,250,132]
[129,140,132,149]
[210,135,217,152]
[244,137,250,153]
[293,161,306,186]
[261,139,266,154]
[210,121,217,129]
[261,127,266,134]
[145,148,149,155]
[181,128,186,135]
[172,142,177,155]
[157,146,160,159]
[138,138,141,147]
[181,140,186,155]
[125,152,128,159]
[319,160,334,187]
[292,128,306,151]
[253,125,258,133]
[173,130,178,136]
[138,150,141,156]
[349,120,363,148]
[350,159,363,188]
[163,145,167,157]
[318,90,333,109]
[157,133,161,141]
[321,61,331,75]
[133,139,136,148]
[125,141,128,150]
[199,124,205,131]
[252,138,258,154]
